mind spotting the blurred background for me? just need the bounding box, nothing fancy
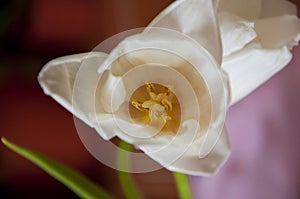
[1,0,300,199]
[0,0,178,198]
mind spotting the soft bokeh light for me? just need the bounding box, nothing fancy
[0,1,176,198]
[190,45,300,199]
[190,1,300,198]
[1,0,299,198]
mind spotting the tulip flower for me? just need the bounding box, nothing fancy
[38,0,300,176]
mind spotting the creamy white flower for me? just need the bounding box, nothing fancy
[218,0,300,104]
[38,0,300,176]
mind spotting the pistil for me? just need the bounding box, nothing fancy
[129,82,181,134]
[131,82,173,123]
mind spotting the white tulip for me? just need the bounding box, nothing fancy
[38,0,300,176]
[218,0,300,104]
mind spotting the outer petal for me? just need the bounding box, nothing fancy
[167,127,230,176]
[148,0,222,65]
[38,52,103,113]
[218,12,257,57]
[218,0,262,20]
[222,43,292,105]
[254,15,300,49]
[260,0,297,18]
[38,52,117,140]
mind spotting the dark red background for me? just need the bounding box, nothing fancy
[0,1,177,198]
[1,0,299,199]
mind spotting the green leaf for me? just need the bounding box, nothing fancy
[173,172,193,199]
[1,137,113,199]
[117,140,144,199]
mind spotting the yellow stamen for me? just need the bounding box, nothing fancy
[129,82,181,135]
[161,98,172,111]
[145,81,155,93]
[131,101,145,112]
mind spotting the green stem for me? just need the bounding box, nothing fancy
[117,140,143,199]
[1,137,113,199]
[173,172,193,199]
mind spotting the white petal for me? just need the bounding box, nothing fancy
[99,29,220,76]
[95,31,229,174]
[222,43,292,105]
[147,0,222,65]
[38,52,117,140]
[108,63,201,142]
[120,119,229,176]
[137,124,230,176]
[167,127,230,176]
[255,15,300,49]
[218,0,262,20]
[260,0,297,18]
[38,52,105,114]
[97,70,124,113]
[218,12,257,56]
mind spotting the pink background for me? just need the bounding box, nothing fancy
[191,45,300,199]
[0,0,299,198]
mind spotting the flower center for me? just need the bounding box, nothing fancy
[129,82,181,134]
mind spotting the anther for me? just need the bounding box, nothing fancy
[131,101,145,111]
[145,81,155,93]
[161,99,172,111]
